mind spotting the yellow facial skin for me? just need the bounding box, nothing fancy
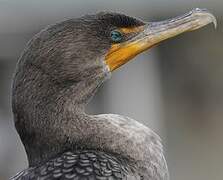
[119,26,144,34]
[105,37,149,71]
[105,8,216,71]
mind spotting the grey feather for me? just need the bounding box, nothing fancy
[11,12,168,180]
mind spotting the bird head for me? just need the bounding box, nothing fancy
[19,8,216,84]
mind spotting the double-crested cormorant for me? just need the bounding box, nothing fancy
[11,8,216,180]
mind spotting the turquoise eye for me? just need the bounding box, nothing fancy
[110,30,123,42]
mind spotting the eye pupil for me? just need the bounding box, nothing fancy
[111,31,122,42]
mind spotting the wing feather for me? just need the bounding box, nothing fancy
[10,150,140,180]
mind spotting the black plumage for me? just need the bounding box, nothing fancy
[12,151,131,180]
[96,12,145,27]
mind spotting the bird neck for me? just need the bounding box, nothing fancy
[12,64,110,166]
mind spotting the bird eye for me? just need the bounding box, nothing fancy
[110,30,123,42]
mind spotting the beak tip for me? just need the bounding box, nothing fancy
[213,16,217,29]
[192,8,217,29]
[208,13,217,29]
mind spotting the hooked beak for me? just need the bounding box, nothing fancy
[105,8,217,71]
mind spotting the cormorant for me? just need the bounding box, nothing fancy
[11,8,216,180]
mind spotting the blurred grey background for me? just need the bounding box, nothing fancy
[0,0,222,179]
